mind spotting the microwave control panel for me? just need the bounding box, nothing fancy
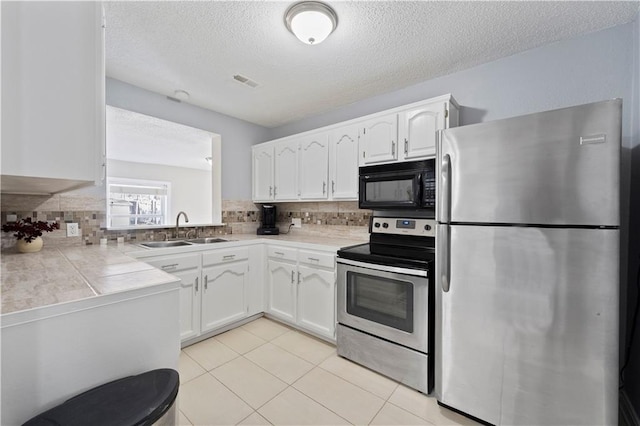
[371,217,436,237]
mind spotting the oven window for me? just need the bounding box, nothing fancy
[365,179,415,203]
[346,272,414,333]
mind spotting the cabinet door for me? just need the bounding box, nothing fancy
[1,2,104,193]
[329,125,359,200]
[173,270,201,342]
[253,145,274,201]
[201,262,248,333]
[297,265,336,339]
[360,114,398,165]
[399,103,446,160]
[274,140,298,200]
[299,133,329,200]
[267,259,297,323]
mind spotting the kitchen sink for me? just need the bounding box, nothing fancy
[140,240,192,248]
[186,237,228,244]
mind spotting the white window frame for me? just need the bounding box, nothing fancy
[107,177,172,227]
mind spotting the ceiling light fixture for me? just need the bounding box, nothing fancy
[285,1,338,45]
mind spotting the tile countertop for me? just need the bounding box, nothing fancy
[1,233,368,315]
[1,244,178,315]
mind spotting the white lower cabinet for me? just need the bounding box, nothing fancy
[201,261,249,333]
[140,241,338,344]
[142,246,258,345]
[144,253,201,341]
[297,265,335,338]
[267,245,336,341]
[267,255,297,323]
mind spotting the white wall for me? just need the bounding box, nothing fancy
[106,78,270,200]
[268,23,634,139]
[108,159,212,225]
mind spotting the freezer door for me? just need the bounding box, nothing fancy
[437,225,619,425]
[437,99,621,226]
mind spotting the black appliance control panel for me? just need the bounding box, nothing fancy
[371,217,436,237]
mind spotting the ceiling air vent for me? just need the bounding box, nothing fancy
[233,74,259,88]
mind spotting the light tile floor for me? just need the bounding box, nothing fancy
[178,317,481,426]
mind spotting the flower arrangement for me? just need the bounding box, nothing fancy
[2,218,60,242]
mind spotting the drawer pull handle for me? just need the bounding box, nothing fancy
[223,254,236,260]
[290,270,294,284]
[161,263,178,270]
[195,277,199,292]
[204,275,208,290]
[308,257,320,262]
[275,251,284,256]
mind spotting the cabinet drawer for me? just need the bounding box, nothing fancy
[298,250,335,269]
[145,253,200,272]
[268,246,298,262]
[202,247,249,266]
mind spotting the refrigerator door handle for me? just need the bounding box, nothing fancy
[438,224,451,292]
[440,153,452,223]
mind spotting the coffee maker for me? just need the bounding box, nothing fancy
[257,204,279,235]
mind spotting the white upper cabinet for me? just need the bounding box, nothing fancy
[299,133,329,200]
[251,94,458,202]
[359,114,399,165]
[1,2,105,194]
[399,103,446,160]
[274,140,299,201]
[252,145,275,201]
[329,125,359,200]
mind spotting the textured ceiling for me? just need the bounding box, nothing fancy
[107,106,214,170]
[104,1,639,128]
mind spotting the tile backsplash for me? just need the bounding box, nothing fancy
[1,194,369,248]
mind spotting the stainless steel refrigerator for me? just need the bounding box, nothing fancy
[435,99,621,425]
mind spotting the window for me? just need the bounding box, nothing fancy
[108,178,171,227]
[106,106,221,229]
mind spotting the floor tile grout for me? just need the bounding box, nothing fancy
[179,317,470,426]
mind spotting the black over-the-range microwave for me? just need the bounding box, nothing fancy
[358,159,436,213]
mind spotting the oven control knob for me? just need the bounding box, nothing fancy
[374,222,381,228]
[424,224,432,231]
[382,223,389,228]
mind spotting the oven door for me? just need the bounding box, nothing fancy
[337,258,430,353]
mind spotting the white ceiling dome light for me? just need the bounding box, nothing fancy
[285,1,338,45]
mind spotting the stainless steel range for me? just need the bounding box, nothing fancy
[337,215,435,394]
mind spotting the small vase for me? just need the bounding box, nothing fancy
[17,236,44,253]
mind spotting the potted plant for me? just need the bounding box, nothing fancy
[2,218,60,253]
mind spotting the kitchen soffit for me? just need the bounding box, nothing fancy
[103,1,639,128]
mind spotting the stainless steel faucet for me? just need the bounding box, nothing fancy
[176,211,189,238]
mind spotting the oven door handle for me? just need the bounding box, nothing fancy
[337,258,428,278]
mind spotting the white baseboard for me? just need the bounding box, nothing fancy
[621,390,640,426]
